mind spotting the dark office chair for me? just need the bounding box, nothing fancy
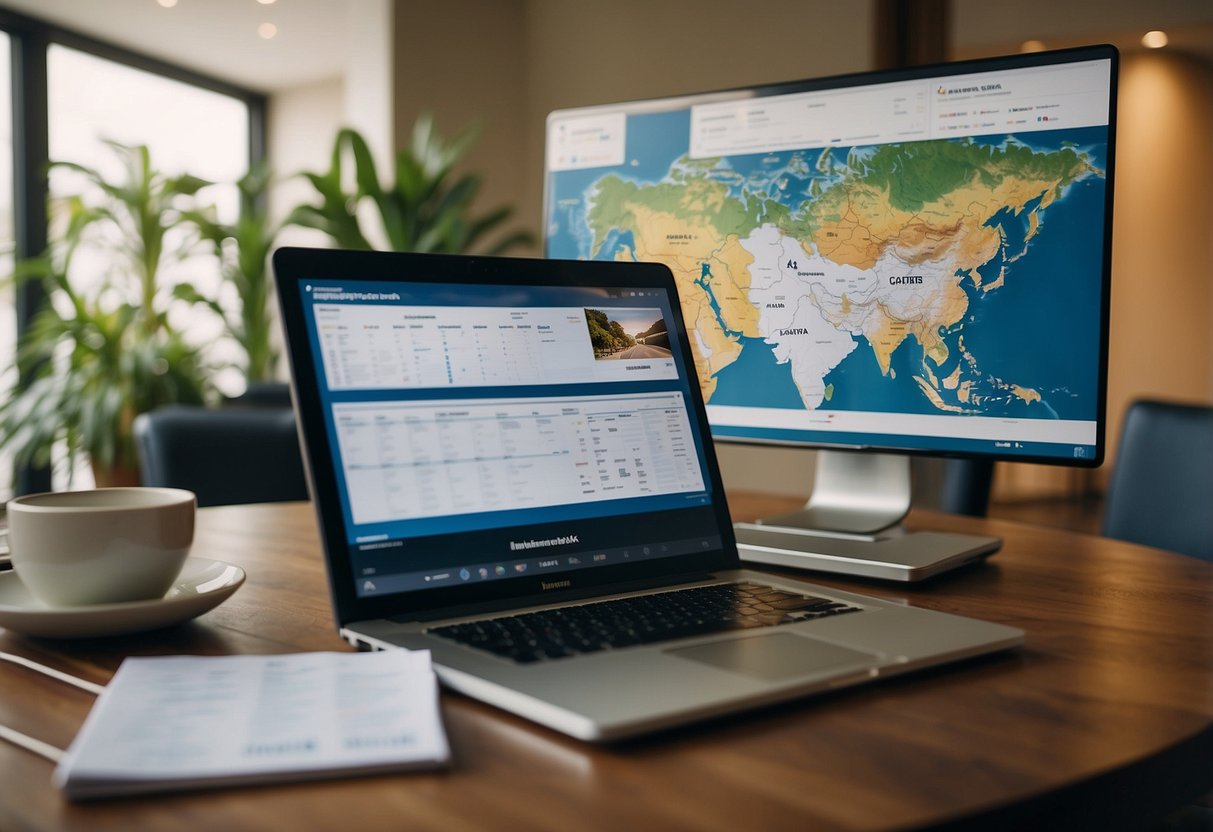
[134,405,309,508]
[910,457,995,518]
[224,381,293,409]
[1101,399,1213,562]
[1103,399,1213,830]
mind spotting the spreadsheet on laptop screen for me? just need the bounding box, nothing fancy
[297,279,724,598]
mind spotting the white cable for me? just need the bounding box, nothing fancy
[0,651,106,695]
[0,723,63,763]
[0,650,106,763]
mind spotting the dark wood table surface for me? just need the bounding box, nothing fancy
[1,494,1211,831]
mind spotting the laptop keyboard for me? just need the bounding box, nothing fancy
[428,582,863,663]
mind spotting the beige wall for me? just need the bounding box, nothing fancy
[1107,51,1213,435]
[392,0,531,250]
[953,0,1213,46]
[267,78,346,245]
[344,0,395,169]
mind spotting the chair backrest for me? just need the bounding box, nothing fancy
[910,457,995,518]
[134,406,308,508]
[224,382,293,409]
[1102,399,1213,561]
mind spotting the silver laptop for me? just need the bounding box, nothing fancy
[274,247,1023,742]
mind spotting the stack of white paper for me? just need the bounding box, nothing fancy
[54,650,449,800]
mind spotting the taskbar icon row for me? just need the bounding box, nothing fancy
[356,535,722,597]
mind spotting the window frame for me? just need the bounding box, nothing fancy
[0,8,268,495]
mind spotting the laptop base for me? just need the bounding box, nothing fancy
[341,567,1023,742]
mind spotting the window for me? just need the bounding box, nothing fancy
[0,31,12,500]
[0,12,265,498]
[50,45,248,202]
[48,44,252,380]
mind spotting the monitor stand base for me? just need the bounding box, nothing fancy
[733,522,1002,582]
[733,450,1003,582]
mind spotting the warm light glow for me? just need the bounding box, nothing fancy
[1141,30,1169,49]
[256,0,277,4]
[1020,40,1046,53]
[156,0,178,7]
[258,22,278,39]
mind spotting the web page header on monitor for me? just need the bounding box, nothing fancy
[546,57,1112,172]
[687,58,1111,159]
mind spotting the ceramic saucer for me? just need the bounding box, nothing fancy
[0,557,245,639]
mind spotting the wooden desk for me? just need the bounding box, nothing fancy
[2,496,1211,831]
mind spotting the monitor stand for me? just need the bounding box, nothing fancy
[733,450,1002,582]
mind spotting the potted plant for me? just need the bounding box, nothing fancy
[0,141,213,486]
[287,114,534,255]
[178,162,283,383]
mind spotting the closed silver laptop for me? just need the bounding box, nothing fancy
[274,247,1023,741]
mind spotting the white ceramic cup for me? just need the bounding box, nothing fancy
[7,487,196,607]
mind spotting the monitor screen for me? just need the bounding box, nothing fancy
[543,46,1116,467]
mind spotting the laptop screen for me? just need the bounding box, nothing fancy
[281,256,734,614]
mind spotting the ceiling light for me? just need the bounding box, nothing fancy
[257,0,277,4]
[258,22,278,39]
[157,0,178,7]
[1141,30,1168,49]
[1020,40,1046,53]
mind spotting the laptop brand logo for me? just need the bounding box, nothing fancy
[510,534,580,552]
[541,580,572,592]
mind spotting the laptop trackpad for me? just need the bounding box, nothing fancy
[666,632,879,681]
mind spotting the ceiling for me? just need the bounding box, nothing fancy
[0,0,350,92]
[2,0,1210,97]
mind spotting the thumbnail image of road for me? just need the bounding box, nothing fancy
[584,307,672,360]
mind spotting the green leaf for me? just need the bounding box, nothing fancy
[165,173,213,196]
[281,116,532,258]
[340,128,383,198]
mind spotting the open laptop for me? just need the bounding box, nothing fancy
[273,247,1023,741]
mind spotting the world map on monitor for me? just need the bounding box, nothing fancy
[546,115,1109,449]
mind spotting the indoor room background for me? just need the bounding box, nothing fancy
[0,0,1210,531]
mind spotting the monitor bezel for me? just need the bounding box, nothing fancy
[542,44,1118,469]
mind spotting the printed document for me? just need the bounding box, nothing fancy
[54,650,448,799]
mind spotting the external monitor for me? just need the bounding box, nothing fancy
[542,46,1117,580]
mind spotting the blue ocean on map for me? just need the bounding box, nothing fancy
[822,338,947,417]
[710,337,804,409]
[954,177,1105,419]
